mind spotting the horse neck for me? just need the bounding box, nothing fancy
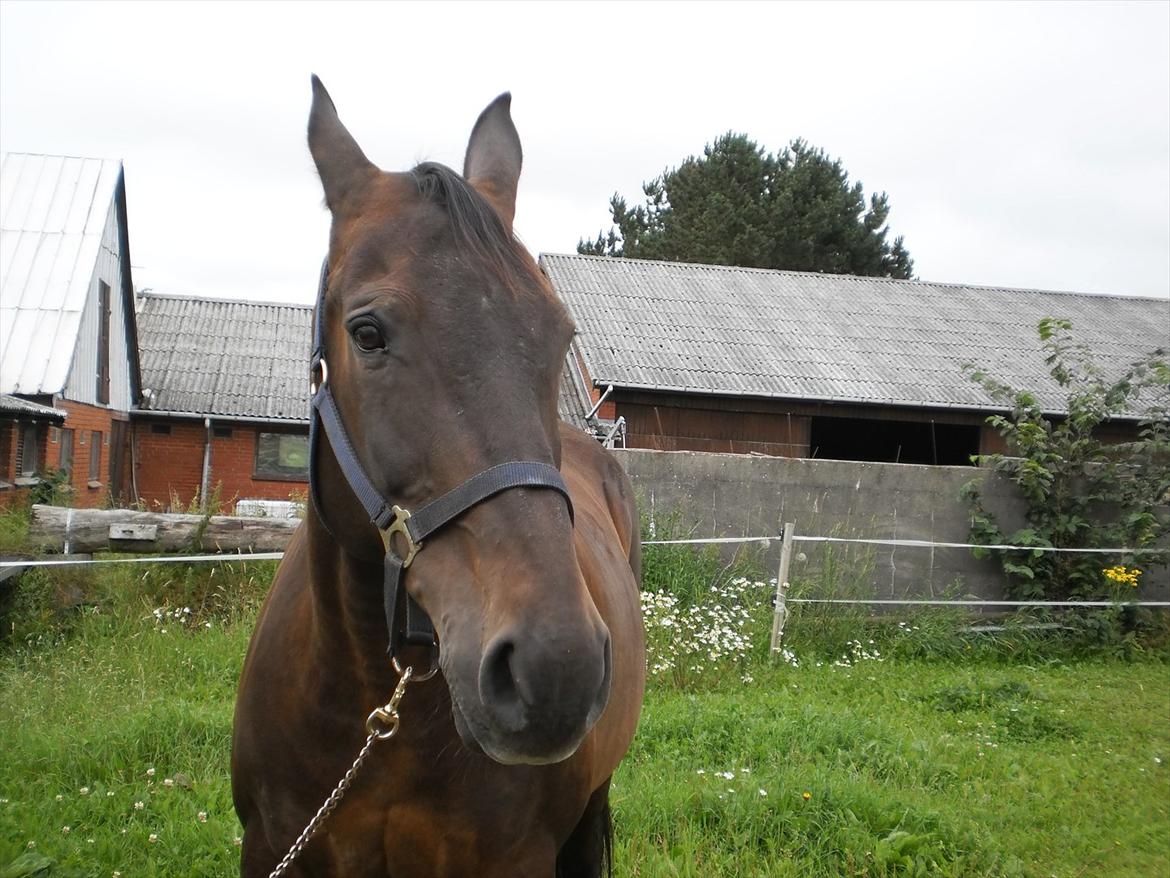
[304,509,395,688]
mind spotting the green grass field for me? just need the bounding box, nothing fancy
[0,548,1168,877]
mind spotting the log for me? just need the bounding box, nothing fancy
[28,505,301,554]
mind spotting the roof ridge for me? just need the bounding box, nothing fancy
[539,252,1168,304]
[2,151,122,165]
[137,291,312,311]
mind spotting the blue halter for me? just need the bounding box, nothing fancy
[307,259,574,665]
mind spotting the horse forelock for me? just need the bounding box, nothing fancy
[409,162,547,299]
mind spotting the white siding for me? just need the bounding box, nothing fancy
[1,154,125,395]
[62,194,133,411]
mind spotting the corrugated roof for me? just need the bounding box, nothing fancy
[558,346,593,431]
[0,393,65,420]
[0,152,124,394]
[137,294,313,421]
[136,293,593,430]
[542,253,1170,416]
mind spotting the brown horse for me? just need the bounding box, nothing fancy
[231,78,645,877]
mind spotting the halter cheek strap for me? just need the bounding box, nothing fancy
[308,259,574,662]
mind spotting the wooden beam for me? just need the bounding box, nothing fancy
[29,504,300,554]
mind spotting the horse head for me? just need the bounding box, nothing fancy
[305,77,612,765]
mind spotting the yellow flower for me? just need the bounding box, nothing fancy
[802,790,811,801]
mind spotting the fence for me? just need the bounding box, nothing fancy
[5,517,1167,656]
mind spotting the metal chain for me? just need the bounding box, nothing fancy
[267,667,415,878]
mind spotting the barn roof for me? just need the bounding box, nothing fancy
[0,393,65,421]
[136,292,593,430]
[542,253,1170,417]
[137,293,312,422]
[0,152,125,395]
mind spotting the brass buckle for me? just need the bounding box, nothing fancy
[380,505,421,568]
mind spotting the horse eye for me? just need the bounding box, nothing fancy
[352,324,385,352]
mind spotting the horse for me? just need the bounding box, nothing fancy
[231,77,646,878]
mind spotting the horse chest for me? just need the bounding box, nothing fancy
[303,751,584,877]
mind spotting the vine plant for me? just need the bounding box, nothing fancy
[960,318,1169,601]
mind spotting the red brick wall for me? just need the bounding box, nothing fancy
[0,421,32,510]
[132,418,308,512]
[50,400,130,508]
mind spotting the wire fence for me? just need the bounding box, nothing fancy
[3,525,1166,618]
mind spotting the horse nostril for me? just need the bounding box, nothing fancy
[479,637,527,732]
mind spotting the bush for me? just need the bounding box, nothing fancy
[961,318,1170,601]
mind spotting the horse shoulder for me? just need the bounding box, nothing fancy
[559,425,646,786]
[559,424,639,568]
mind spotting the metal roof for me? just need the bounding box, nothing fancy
[0,152,124,394]
[137,293,313,422]
[558,345,594,431]
[542,253,1170,416]
[0,393,65,420]
[136,292,592,430]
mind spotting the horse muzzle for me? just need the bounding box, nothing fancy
[447,620,613,765]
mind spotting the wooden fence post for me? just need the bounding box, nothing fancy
[769,522,795,656]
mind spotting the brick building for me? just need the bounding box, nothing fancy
[133,294,312,511]
[0,153,141,507]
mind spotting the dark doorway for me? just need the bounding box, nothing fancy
[809,416,979,466]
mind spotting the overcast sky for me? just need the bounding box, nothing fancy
[1,1,1168,304]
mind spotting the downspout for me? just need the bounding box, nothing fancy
[199,417,212,512]
[586,384,614,421]
[129,421,139,503]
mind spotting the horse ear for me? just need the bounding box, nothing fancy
[308,75,376,213]
[463,92,522,230]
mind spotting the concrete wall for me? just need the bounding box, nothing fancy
[612,448,1170,601]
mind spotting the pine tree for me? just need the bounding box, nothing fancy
[578,133,914,279]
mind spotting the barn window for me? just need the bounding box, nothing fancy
[255,431,309,480]
[213,426,233,439]
[151,423,171,435]
[809,416,979,466]
[97,281,111,405]
[59,428,75,477]
[89,430,103,483]
[18,423,41,477]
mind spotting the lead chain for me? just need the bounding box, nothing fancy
[267,667,415,878]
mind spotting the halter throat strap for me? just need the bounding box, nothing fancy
[308,260,574,661]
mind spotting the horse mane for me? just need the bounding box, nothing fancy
[410,161,543,296]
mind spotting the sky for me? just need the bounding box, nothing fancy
[1,0,1168,304]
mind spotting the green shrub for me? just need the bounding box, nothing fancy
[962,317,1170,602]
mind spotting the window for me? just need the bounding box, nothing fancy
[255,431,309,480]
[97,281,111,404]
[213,425,233,439]
[89,430,103,483]
[18,423,40,477]
[59,428,75,477]
[151,423,171,435]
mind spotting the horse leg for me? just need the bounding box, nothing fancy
[240,824,281,878]
[555,779,613,878]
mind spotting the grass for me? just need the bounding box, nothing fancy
[0,512,1168,877]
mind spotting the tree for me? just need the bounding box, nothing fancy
[578,133,914,279]
[960,318,1170,602]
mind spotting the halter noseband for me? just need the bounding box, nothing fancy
[308,259,574,665]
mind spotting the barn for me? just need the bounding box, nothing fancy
[132,293,596,512]
[0,153,142,508]
[544,253,1168,463]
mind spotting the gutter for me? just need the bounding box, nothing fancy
[586,379,1157,422]
[131,408,310,427]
